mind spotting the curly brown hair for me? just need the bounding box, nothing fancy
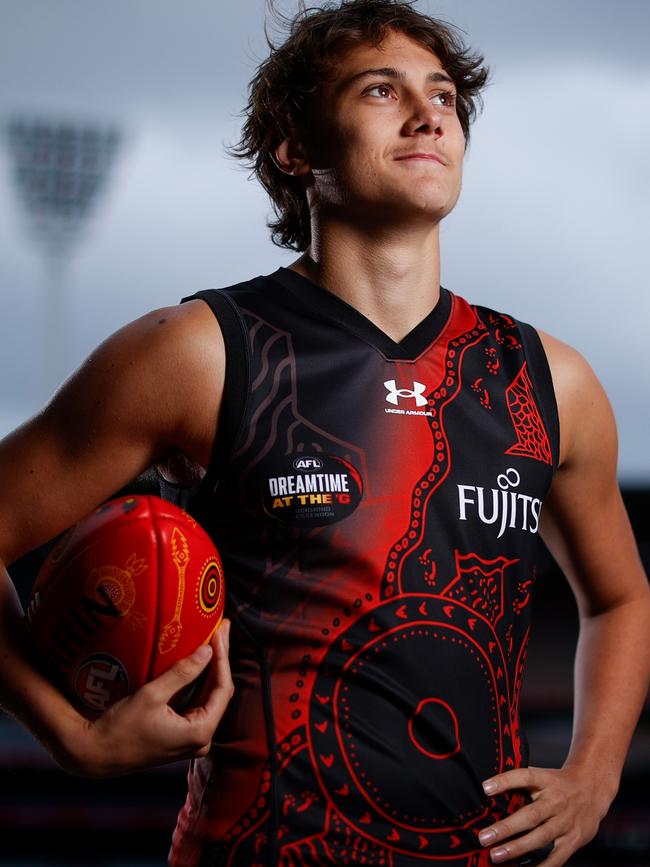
[228,0,489,252]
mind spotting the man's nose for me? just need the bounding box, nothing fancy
[402,98,443,137]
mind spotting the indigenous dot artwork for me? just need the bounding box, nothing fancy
[170,273,556,866]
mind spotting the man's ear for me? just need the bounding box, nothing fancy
[272,132,311,177]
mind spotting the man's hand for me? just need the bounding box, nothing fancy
[66,619,234,778]
[477,765,612,865]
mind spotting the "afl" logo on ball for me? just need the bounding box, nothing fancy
[73,653,129,716]
[197,558,224,616]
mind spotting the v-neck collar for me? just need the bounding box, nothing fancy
[268,266,453,362]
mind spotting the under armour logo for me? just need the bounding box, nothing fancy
[384,380,428,407]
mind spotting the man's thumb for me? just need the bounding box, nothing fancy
[156,644,213,700]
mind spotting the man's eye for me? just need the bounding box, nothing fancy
[365,84,393,98]
[432,90,456,108]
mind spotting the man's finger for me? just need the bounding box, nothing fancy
[482,766,547,796]
[202,621,235,716]
[183,621,235,739]
[478,799,553,849]
[190,619,233,709]
[483,825,557,866]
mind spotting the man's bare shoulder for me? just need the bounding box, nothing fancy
[94,297,225,457]
[0,299,225,563]
[536,328,616,472]
[66,298,223,453]
[104,298,223,373]
[537,327,592,380]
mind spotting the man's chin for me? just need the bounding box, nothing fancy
[377,196,458,225]
[378,184,461,221]
[317,194,458,229]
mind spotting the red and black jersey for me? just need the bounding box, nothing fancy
[169,267,559,867]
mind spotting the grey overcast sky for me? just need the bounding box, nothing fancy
[0,0,648,483]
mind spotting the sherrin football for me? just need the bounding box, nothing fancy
[24,495,225,719]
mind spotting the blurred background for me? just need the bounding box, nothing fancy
[0,0,648,865]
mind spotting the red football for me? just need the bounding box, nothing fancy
[24,495,225,718]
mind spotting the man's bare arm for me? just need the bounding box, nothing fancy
[476,333,650,866]
[0,299,234,777]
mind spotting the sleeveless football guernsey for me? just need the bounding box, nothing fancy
[169,267,559,867]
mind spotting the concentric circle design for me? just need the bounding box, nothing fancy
[408,698,460,760]
[198,558,224,615]
[309,594,514,857]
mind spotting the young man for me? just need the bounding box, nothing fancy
[1,2,649,866]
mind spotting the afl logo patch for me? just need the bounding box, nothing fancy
[73,653,129,715]
[263,454,363,527]
[293,456,323,470]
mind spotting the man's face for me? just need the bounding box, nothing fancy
[301,29,466,227]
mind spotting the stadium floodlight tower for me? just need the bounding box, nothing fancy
[5,117,122,395]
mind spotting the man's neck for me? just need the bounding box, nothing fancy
[288,219,442,343]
